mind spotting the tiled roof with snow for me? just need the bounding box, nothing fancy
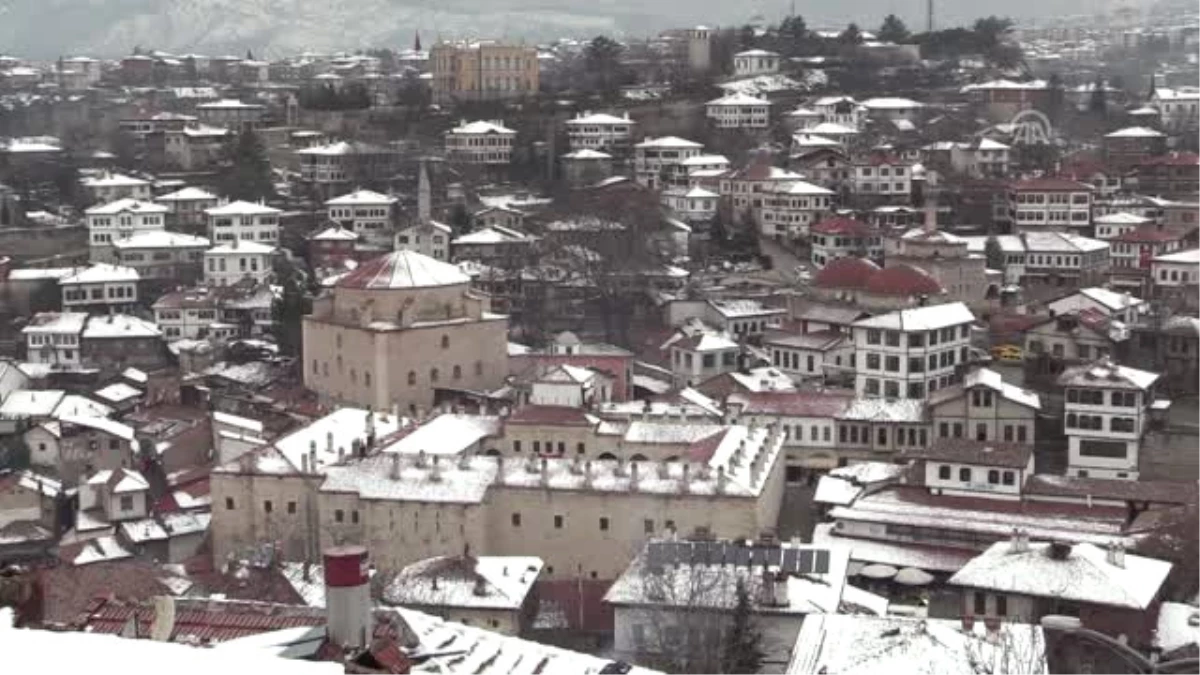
[384,555,543,610]
[707,91,770,106]
[81,173,150,188]
[837,398,926,423]
[1057,360,1159,390]
[1105,126,1166,138]
[93,382,142,404]
[853,302,974,332]
[22,312,88,334]
[566,111,631,125]
[450,120,516,135]
[382,414,502,456]
[204,200,282,216]
[61,415,134,441]
[860,97,923,109]
[1023,231,1108,253]
[0,389,66,418]
[325,189,397,206]
[964,367,1041,410]
[60,263,140,284]
[155,186,218,201]
[270,407,406,474]
[72,536,133,566]
[85,198,168,216]
[111,231,210,249]
[1153,248,1200,264]
[206,240,276,254]
[336,250,470,289]
[949,541,1170,610]
[635,136,702,149]
[82,314,161,339]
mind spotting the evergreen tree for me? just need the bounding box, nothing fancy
[984,236,1005,271]
[1043,73,1066,124]
[272,270,310,359]
[220,129,275,201]
[721,578,765,674]
[449,203,471,235]
[838,23,864,45]
[878,14,911,43]
[584,35,625,102]
[1089,75,1108,117]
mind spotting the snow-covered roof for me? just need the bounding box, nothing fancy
[682,186,719,198]
[787,614,1047,674]
[384,555,543,610]
[1105,126,1166,138]
[196,98,265,109]
[72,535,133,566]
[450,120,516,135]
[791,133,841,148]
[61,415,134,441]
[22,312,88,335]
[809,122,859,135]
[813,475,862,506]
[734,49,779,57]
[111,231,210,249]
[680,153,730,167]
[119,517,168,543]
[0,626,340,674]
[51,394,113,420]
[949,541,1171,610]
[853,302,974,332]
[93,382,143,404]
[1023,231,1108,253]
[4,469,63,498]
[565,111,632,125]
[1154,248,1200,264]
[81,173,149,188]
[964,368,1041,410]
[265,407,406,475]
[860,97,923,110]
[1156,601,1200,654]
[707,91,770,106]
[60,263,140,285]
[155,186,218,202]
[0,389,65,418]
[204,200,282,216]
[452,227,529,245]
[336,250,470,289]
[561,149,612,159]
[85,198,169,216]
[729,367,797,393]
[1094,211,1151,225]
[774,179,835,195]
[309,225,358,241]
[837,398,926,423]
[1074,287,1145,312]
[325,189,397,206]
[206,240,276,255]
[82,314,161,339]
[635,136,702,149]
[7,267,77,281]
[381,414,502,457]
[1058,360,1159,390]
[976,137,1009,150]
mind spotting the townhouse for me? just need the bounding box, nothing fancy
[564,112,635,154]
[1059,360,1161,480]
[445,120,517,164]
[85,199,169,263]
[205,200,281,245]
[852,302,976,400]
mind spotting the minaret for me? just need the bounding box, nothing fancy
[414,30,422,52]
[417,160,431,223]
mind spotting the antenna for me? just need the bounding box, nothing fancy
[926,0,934,33]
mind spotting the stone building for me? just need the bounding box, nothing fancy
[302,250,508,414]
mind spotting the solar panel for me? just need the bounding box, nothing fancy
[647,543,668,568]
[703,542,723,566]
[798,549,814,574]
[781,548,799,573]
[750,547,768,566]
[690,543,707,565]
[672,543,691,566]
[734,546,752,566]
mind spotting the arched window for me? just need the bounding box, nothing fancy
[453,365,462,380]
[349,369,357,384]
[407,371,416,386]
[430,368,440,383]
[597,452,618,461]
[364,371,371,387]
[336,355,343,373]
[630,454,648,462]
[336,334,343,349]
[441,335,450,349]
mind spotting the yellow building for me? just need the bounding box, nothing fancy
[430,42,539,105]
[302,250,508,415]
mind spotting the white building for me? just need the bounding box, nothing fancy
[326,189,398,248]
[204,240,275,287]
[1007,178,1093,232]
[706,92,771,129]
[812,96,864,128]
[155,186,220,229]
[395,221,452,261]
[860,97,924,123]
[950,138,1010,178]
[852,302,976,400]
[22,312,87,366]
[852,156,911,199]
[60,264,140,312]
[1093,212,1151,240]
[1046,287,1145,324]
[194,98,266,130]
[85,199,169,262]
[1150,248,1200,299]
[661,186,718,223]
[445,120,516,164]
[679,154,731,187]
[1151,87,1200,132]
[152,288,221,341]
[564,112,636,153]
[634,137,703,190]
[205,200,281,244]
[758,180,836,240]
[1058,360,1161,480]
[733,49,781,77]
[80,172,152,204]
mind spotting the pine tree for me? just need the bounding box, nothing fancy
[878,14,911,43]
[721,578,765,674]
[1089,75,1108,117]
[220,129,275,201]
[984,236,1005,271]
[272,271,310,359]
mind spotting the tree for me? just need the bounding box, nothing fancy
[737,25,757,51]
[721,578,765,674]
[838,23,864,45]
[448,203,471,235]
[583,36,625,102]
[984,236,1005,271]
[1043,73,1066,124]
[1133,506,1198,602]
[271,270,311,360]
[878,14,911,43]
[972,16,1014,50]
[219,129,275,201]
[0,436,30,471]
[778,15,808,44]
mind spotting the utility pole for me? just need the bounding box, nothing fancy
[927,0,934,33]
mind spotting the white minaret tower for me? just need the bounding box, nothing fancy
[417,160,431,223]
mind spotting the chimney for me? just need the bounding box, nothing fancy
[416,450,428,469]
[326,431,334,456]
[716,466,728,493]
[323,545,371,649]
[457,450,471,471]
[390,453,401,480]
[923,191,938,233]
[473,575,488,597]
[1048,541,1072,560]
[1106,541,1125,568]
[301,454,310,473]
[148,596,176,641]
[657,461,669,479]
[629,460,639,485]
[680,464,691,493]
[429,456,443,482]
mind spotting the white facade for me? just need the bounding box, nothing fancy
[733,49,780,77]
[706,93,770,129]
[85,199,169,261]
[326,189,397,248]
[205,200,281,245]
[1151,248,1200,292]
[445,120,516,164]
[60,264,139,311]
[1151,88,1200,132]
[757,181,836,239]
[813,96,864,128]
[1059,362,1159,481]
[852,303,976,400]
[853,160,911,198]
[22,312,87,366]
[81,173,152,204]
[634,137,703,190]
[1094,212,1150,240]
[204,241,274,287]
[564,112,635,152]
[155,187,220,227]
[1007,181,1093,231]
[661,187,718,223]
[395,221,452,261]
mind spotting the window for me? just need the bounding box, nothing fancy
[335,509,345,523]
[996,595,1008,617]
[877,428,888,446]
[866,353,881,370]
[939,422,949,438]
[959,467,972,482]
[600,517,610,531]
[884,356,900,372]
[644,518,655,534]
[226,497,235,510]
[866,330,881,345]
[1078,440,1127,458]
[287,501,296,514]
[264,500,273,513]
[1002,471,1015,486]
[988,470,1000,484]
[511,513,522,527]
[974,592,986,615]
[953,423,963,438]
[938,465,951,479]
[351,510,359,524]
[430,368,439,382]
[120,495,134,511]
[885,332,900,347]
[1017,426,1027,443]
[976,424,988,441]
[512,440,522,453]
[408,371,417,385]
[441,335,450,349]
[884,381,900,398]
[453,365,462,380]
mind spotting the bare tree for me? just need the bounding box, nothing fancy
[963,620,1049,674]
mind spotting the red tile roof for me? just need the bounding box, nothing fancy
[70,596,327,643]
[861,153,904,167]
[864,264,943,296]
[1112,226,1186,243]
[812,256,880,290]
[1137,152,1200,167]
[505,405,595,427]
[811,216,876,237]
[37,560,181,626]
[1024,475,1198,506]
[686,428,730,462]
[535,579,614,632]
